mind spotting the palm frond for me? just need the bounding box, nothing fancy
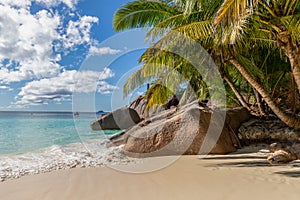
[123,62,169,97]
[215,7,253,44]
[146,10,209,41]
[113,0,181,31]
[172,0,201,14]
[282,0,299,16]
[173,20,213,41]
[234,54,265,81]
[214,0,258,26]
[145,12,189,41]
[145,84,173,109]
[280,14,300,43]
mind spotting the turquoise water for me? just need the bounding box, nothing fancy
[0,111,118,155]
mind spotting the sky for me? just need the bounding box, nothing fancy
[0,0,152,112]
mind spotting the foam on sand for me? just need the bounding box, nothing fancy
[0,139,135,182]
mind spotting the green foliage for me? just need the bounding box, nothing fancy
[214,0,300,46]
[144,84,174,109]
[113,0,299,117]
[113,0,181,32]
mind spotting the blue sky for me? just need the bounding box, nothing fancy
[0,0,151,112]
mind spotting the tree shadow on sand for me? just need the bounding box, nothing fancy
[203,160,274,168]
[202,158,300,176]
[274,171,300,178]
[201,155,266,160]
[273,161,300,178]
[200,155,294,168]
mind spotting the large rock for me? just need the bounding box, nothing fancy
[129,95,148,119]
[266,142,300,164]
[267,150,297,164]
[110,101,250,157]
[90,107,141,130]
[164,95,179,109]
[129,95,168,119]
[129,95,181,120]
[238,119,300,145]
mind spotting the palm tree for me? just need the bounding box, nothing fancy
[113,0,300,129]
[213,0,300,128]
[123,48,210,108]
[214,0,300,93]
[113,0,253,107]
[114,0,221,108]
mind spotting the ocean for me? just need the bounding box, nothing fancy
[0,111,118,155]
[0,111,128,181]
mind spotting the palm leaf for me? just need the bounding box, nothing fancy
[214,0,258,26]
[123,62,169,97]
[234,54,265,81]
[174,20,213,41]
[113,0,181,31]
[280,14,300,43]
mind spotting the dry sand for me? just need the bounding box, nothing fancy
[1,150,300,200]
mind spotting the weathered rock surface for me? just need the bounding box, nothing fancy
[238,119,300,145]
[238,118,300,164]
[267,150,297,164]
[129,95,148,119]
[90,107,141,130]
[129,95,178,119]
[164,95,179,109]
[266,142,300,164]
[109,101,250,157]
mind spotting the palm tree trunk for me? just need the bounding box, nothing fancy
[229,58,300,130]
[282,36,300,94]
[253,89,267,116]
[223,73,251,111]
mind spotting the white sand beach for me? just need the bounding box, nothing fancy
[1,150,300,200]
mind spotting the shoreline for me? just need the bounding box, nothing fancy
[1,152,300,200]
[0,139,135,182]
[0,143,293,182]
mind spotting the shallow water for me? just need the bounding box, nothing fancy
[0,111,130,181]
[0,111,118,155]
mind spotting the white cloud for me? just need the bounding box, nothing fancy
[0,6,62,83]
[0,3,99,84]
[0,0,103,108]
[0,85,11,90]
[62,16,99,49]
[14,68,117,106]
[0,0,78,9]
[34,0,78,9]
[0,0,32,8]
[97,81,119,94]
[88,46,122,56]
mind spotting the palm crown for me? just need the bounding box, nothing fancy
[113,0,300,129]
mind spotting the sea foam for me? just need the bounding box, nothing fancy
[0,139,134,182]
